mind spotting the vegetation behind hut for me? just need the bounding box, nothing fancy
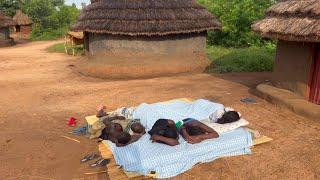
[198,0,277,48]
[0,0,80,40]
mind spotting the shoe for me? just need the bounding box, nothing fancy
[80,153,100,163]
[90,158,110,167]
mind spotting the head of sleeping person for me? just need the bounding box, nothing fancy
[185,125,206,136]
[163,127,179,139]
[216,111,240,124]
[113,123,123,132]
[131,122,146,135]
[116,132,131,146]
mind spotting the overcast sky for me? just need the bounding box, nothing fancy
[65,0,91,8]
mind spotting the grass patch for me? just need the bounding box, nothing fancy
[46,43,84,56]
[206,45,276,73]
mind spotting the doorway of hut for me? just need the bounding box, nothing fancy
[84,32,89,54]
[15,25,20,32]
[309,44,320,104]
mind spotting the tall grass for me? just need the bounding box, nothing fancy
[206,45,276,73]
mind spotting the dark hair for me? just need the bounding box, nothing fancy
[185,125,205,136]
[217,111,240,124]
[163,127,178,139]
[99,127,110,140]
[114,123,123,132]
[131,123,145,134]
[116,132,131,145]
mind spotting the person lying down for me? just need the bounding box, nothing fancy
[99,121,146,147]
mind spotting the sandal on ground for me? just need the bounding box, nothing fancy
[80,153,100,163]
[90,158,110,167]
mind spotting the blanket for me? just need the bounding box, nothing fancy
[132,99,224,130]
[105,128,252,178]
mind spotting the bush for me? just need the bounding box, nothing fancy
[198,0,276,47]
[46,42,84,56]
[22,0,80,40]
[206,45,276,73]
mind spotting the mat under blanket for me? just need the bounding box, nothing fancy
[105,128,252,179]
[132,99,224,130]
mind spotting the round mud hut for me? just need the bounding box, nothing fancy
[252,0,320,105]
[0,11,14,47]
[13,10,33,39]
[72,0,221,79]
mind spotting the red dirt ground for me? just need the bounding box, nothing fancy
[0,41,319,180]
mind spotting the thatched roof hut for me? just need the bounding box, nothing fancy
[12,10,32,39]
[252,0,320,42]
[72,0,222,79]
[252,0,320,105]
[0,11,14,47]
[72,0,221,36]
[13,10,32,26]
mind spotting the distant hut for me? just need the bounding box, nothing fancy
[0,11,14,47]
[13,10,33,39]
[72,0,222,79]
[252,0,320,104]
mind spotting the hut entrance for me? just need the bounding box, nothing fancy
[309,44,320,104]
[15,25,20,32]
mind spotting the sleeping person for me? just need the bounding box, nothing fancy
[179,118,219,144]
[202,108,250,135]
[116,122,146,147]
[148,119,179,146]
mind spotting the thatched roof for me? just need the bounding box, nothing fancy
[252,0,320,42]
[0,11,14,28]
[67,31,83,39]
[13,10,33,26]
[72,0,222,36]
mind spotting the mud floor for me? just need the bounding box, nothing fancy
[0,41,319,180]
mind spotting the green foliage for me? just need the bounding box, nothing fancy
[206,45,276,73]
[46,42,84,56]
[198,0,276,47]
[0,0,21,16]
[21,0,80,40]
[0,0,80,40]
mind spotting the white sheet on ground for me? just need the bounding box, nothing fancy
[132,99,224,130]
[105,128,252,179]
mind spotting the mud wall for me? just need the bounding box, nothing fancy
[0,27,10,40]
[20,25,31,39]
[86,32,207,56]
[273,40,314,98]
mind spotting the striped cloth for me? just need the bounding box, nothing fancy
[105,128,252,178]
[132,99,225,130]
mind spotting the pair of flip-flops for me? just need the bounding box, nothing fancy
[81,153,110,167]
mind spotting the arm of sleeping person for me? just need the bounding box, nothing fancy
[180,127,202,144]
[152,135,179,146]
[191,122,219,140]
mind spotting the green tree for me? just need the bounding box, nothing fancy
[0,0,21,16]
[198,0,275,47]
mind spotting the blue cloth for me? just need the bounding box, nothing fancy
[132,99,224,130]
[105,128,252,178]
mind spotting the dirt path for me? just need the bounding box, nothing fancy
[0,41,319,180]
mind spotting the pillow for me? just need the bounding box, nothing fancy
[203,118,249,134]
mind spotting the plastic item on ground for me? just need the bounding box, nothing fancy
[73,126,87,136]
[68,117,77,127]
[240,98,257,104]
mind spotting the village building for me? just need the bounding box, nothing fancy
[13,10,33,39]
[72,0,221,79]
[252,0,320,105]
[0,11,14,47]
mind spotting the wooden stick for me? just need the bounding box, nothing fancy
[61,135,80,143]
[84,170,107,175]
